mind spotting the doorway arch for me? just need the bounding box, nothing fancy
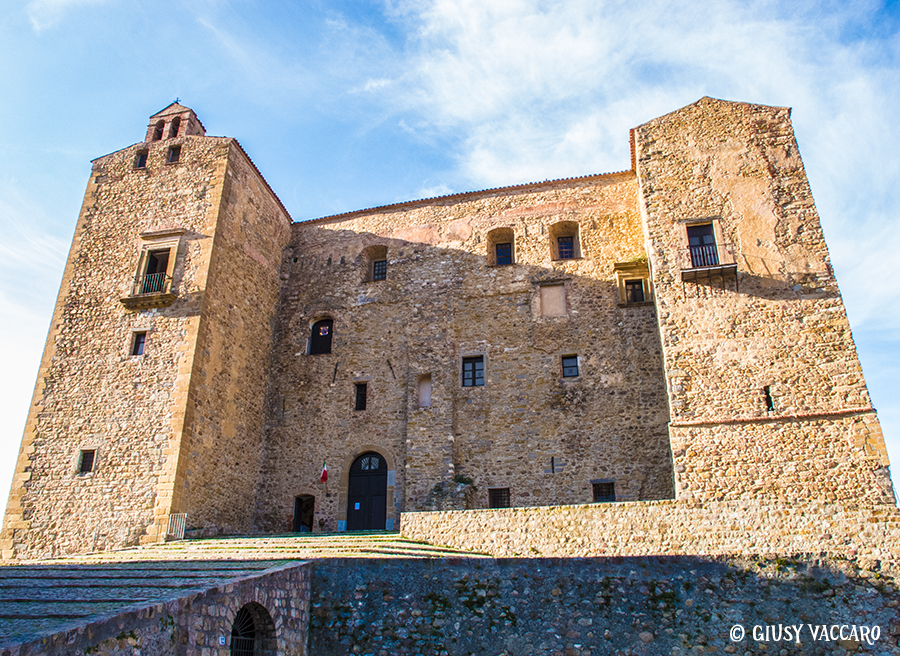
[346,451,387,531]
[230,602,276,656]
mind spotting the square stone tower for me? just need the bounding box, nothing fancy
[1,104,291,559]
[632,97,894,505]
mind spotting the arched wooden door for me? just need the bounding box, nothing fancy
[346,452,387,531]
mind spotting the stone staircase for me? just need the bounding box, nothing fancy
[10,531,486,565]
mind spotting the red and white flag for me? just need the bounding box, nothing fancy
[320,461,328,483]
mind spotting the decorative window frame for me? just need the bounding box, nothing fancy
[613,261,653,306]
[120,229,183,310]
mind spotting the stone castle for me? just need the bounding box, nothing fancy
[1,96,895,560]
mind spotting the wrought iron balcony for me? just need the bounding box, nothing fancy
[681,242,738,282]
[120,272,176,310]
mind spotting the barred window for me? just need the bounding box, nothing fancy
[557,235,575,259]
[355,382,367,411]
[488,488,510,508]
[592,481,615,503]
[373,260,387,281]
[495,242,512,266]
[78,449,96,475]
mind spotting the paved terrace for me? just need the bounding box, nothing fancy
[0,532,483,648]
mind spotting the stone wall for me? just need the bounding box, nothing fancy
[256,172,674,534]
[400,500,900,560]
[0,134,232,559]
[169,142,292,535]
[1,561,310,656]
[310,555,900,655]
[633,97,893,503]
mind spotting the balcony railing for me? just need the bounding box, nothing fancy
[139,272,169,294]
[681,241,738,284]
[120,272,176,310]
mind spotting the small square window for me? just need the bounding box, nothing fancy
[462,356,484,387]
[592,481,615,503]
[131,331,147,356]
[166,145,181,164]
[495,243,512,266]
[355,382,367,411]
[373,260,387,281]
[557,236,575,259]
[78,449,96,475]
[135,151,148,168]
[489,488,510,508]
[562,355,579,377]
[624,279,645,304]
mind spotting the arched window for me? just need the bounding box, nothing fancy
[361,244,388,282]
[309,318,333,354]
[168,117,181,139]
[486,227,515,266]
[548,221,581,260]
[152,120,164,141]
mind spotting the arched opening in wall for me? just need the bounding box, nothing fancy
[230,602,276,656]
[486,227,515,266]
[168,116,181,139]
[548,221,581,260]
[309,318,333,354]
[347,451,388,531]
[292,495,315,532]
[152,120,165,141]
[361,244,388,282]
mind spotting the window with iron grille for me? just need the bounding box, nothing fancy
[78,449,95,475]
[489,488,510,508]
[495,242,512,266]
[592,481,615,502]
[562,355,579,377]
[557,235,575,259]
[139,249,170,294]
[687,223,718,267]
[355,382,367,411]
[373,259,387,281]
[131,332,147,356]
[624,279,645,304]
[462,356,484,387]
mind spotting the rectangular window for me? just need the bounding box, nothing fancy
[488,488,510,508]
[166,145,181,164]
[624,279,645,304]
[557,235,575,259]
[131,331,147,356]
[354,382,367,411]
[592,481,615,503]
[418,374,432,408]
[78,449,96,475]
[562,355,579,377]
[495,242,512,266]
[373,260,387,281]
[140,249,170,293]
[134,151,148,168]
[462,356,484,387]
[687,223,718,267]
[764,385,775,412]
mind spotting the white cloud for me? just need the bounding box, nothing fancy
[25,0,112,31]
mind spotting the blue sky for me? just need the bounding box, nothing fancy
[1,0,899,511]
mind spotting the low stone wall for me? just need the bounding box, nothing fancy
[400,500,900,561]
[310,555,900,655]
[1,561,311,656]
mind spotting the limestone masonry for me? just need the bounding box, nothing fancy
[1,97,894,561]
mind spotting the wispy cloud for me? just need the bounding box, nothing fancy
[25,0,112,31]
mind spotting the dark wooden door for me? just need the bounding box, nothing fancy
[292,495,314,532]
[347,452,387,531]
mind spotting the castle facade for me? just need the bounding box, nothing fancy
[2,97,893,559]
